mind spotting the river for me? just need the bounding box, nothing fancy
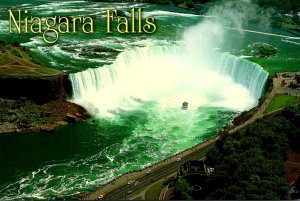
[0,0,299,199]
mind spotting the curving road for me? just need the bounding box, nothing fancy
[82,142,215,200]
[80,73,300,200]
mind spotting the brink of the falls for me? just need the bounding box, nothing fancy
[69,44,269,117]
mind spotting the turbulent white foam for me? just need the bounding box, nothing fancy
[240,55,253,58]
[33,0,84,9]
[143,10,201,18]
[282,39,300,46]
[0,20,9,33]
[22,36,45,47]
[20,3,32,7]
[70,44,268,118]
[225,26,292,38]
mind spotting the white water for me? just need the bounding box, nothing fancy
[69,44,268,117]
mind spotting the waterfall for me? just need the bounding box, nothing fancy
[69,44,269,116]
[216,53,268,98]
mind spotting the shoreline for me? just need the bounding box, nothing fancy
[0,72,90,134]
[0,97,89,134]
[79,133,222,200]
[79,72,300,200]
[0,42,90,134]
[78,99,264,199]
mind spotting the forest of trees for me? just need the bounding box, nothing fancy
[255,0,300,14]
[173,104,300,199]
[205,105,300,199]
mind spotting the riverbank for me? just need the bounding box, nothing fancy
[79,134,221,200]
[0,42,89,134]
[0,97,89,134]
[79,71,300,200]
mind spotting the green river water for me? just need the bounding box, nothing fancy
[0,0,299,199]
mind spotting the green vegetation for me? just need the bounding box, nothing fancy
[145,177,176,200]
[145,180,165,200]
[173,178,192,200]
[61,45,120,60]
[247,57,300,77]
[252,0,300,33]
[204,105,300,199]
[271,14,300,35]
[233,43,278,58]
[255,0,300,15]
[173,105,300,199]
[265,94,300,113]
[36,68,61,75]
[185,0,195,8]
[0,40,60,76]
[177,0,196,8]
[252,43,278,58]
[177,2,188,9]
[272,15,300,27]
[292,176,300,199]
[172,174,209,200]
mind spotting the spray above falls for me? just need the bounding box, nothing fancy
[69,0,269,117]
[69,43,268,117]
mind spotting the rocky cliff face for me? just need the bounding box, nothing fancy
[0,73,89,134]
[0,43,89,134]
[0,73,72,104]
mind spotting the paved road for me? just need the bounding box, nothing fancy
[82,83,277,200]
[82,74,300,200]
[107,145,211,200]
[83,144,213,200]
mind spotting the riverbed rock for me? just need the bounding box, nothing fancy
[56,121,68,126]
[40,124,56,132]
[65,113,77,123]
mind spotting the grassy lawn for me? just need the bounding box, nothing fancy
[247,50,300,77]
[36,67,61,75]
[165,186,174,200]
[265,94,300,113]
[178,2,188,9]
[0,46,61,76]
[133,195,144,200]
[145,180,165,200]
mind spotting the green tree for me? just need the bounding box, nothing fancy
[185,0,195,8]
[173,178,192,200]
[203,105,299,199]
[205,146,221,167]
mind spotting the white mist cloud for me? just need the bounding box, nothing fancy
[182,0,273,51]
[70,0,270,117]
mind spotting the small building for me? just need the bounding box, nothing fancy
[178,160,209,176]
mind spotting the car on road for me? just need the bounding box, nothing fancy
[146,169,151,174]
[98,194,107,199]
[127,180,135,185]
[127,190,133,194]
[176,157,181,162]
